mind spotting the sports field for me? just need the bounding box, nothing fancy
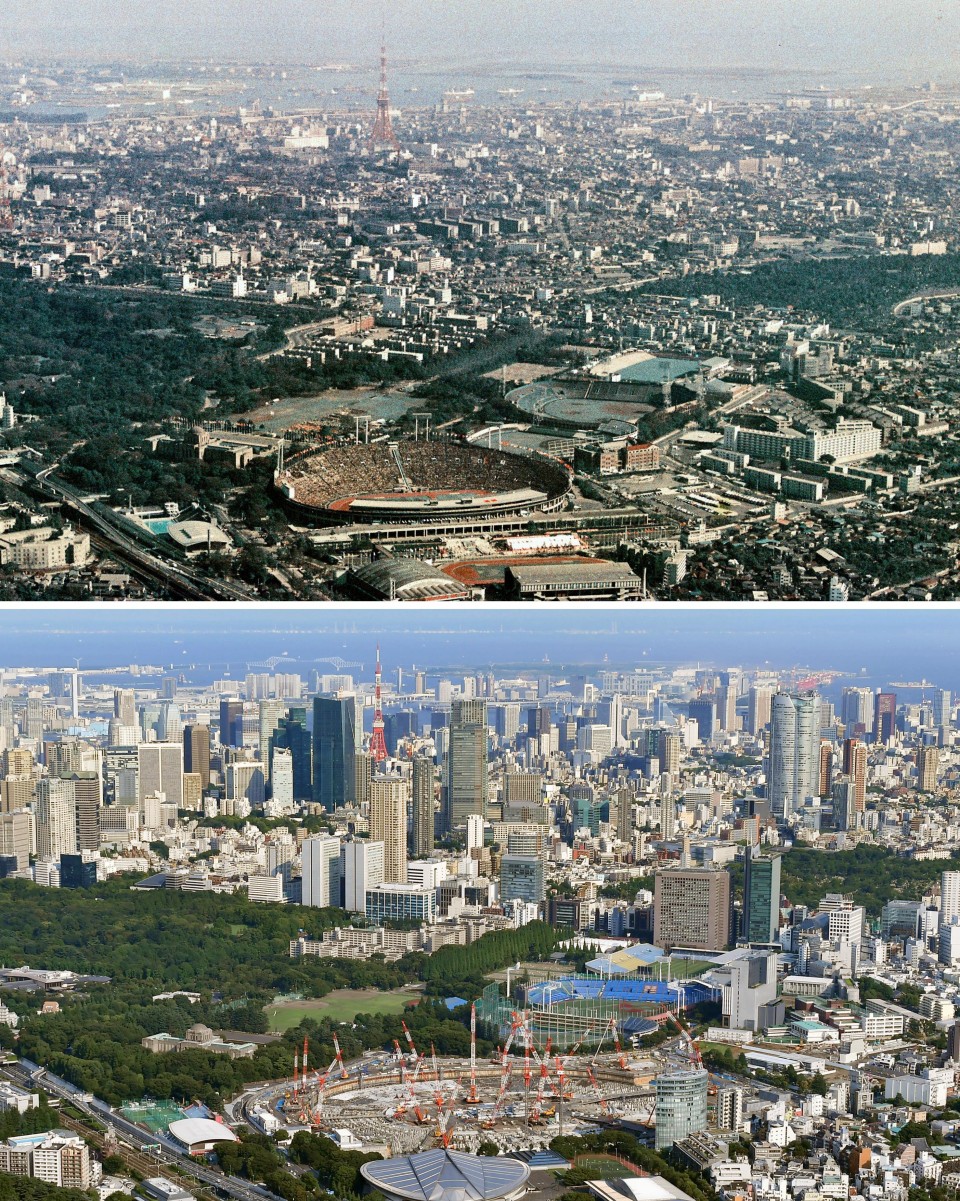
[573,1154,642,1178]
[264,987,418,1032]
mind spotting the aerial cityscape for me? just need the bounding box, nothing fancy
[0,605,958,1201]
[1,6,960,598]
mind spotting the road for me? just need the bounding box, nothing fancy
[28,465,254,601]
[9,1059,282,1201]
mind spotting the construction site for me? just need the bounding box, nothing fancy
[240,1004,711,1155]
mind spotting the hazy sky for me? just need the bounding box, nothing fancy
[2,0,957,76]
[2,607,960,685]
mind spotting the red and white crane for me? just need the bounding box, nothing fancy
[465,1003,480,1103]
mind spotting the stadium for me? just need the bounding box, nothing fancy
[275,440,571,527]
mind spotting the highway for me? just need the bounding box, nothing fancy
[28,465,254,601]
[8,1059,283,1201]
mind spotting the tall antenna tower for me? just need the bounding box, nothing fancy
[367,37,400,153]
[369,644,389,762]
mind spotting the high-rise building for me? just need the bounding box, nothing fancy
[919,744,939,792]
[137,742,183,809]
[654,868,730,951]
[658,731,681,777]
[35,777,77,860]
[500,854,545,905]
[660,794,676,841]
[271,710,312,800]
[942,871,960,925]
[948,1021,960,1064]
[369,777,407,884]
[934,689,953,732]
[312,697,357,812]
[444,699,488,833]
[687,699,716,741]
[183,724,211,790]
[301,835,342,908]
[818,742,833,797]
[841,686,874,736]
[219,699,244,748]
[716,1086,744,1134]
[743,849,781,944]
[746,686,774,736]
[616,787,634,843]
[62,772,101,852]
[842,738,867,813]
[354,751,374,808]
[654,1070,708,1150]
[258,699,287,774]
[874,692,897,744]
[768,693,820,819]
[0,810,32,870]
[411,756,434,858]
[114,688,136,728]
[226,761,265,807]
[717,686,737,732]
[270,748,295,812]
[341,838,384,912]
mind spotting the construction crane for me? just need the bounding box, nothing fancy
[465,1003,480,1103]
[663,1010,704,1070]
[586,1065,609,1115]
[400,1020,420,1064]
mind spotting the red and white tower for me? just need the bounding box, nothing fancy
[367,40,400,154]
[369,643,388,762]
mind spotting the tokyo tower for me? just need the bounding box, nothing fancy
[367,39,400,154]
[369,644,389,762]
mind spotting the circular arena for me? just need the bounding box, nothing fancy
[275,440,571,527]
[242,1048,657,1157]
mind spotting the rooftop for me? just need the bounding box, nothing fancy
[361,1149,530,1201]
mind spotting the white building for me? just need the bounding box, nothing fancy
[341,838,384,913]
[302,835,342,908]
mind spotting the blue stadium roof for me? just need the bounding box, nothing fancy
[525,975,717,1009]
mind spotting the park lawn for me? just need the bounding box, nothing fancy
[265,987,417,1032]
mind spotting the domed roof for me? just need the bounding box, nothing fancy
[361,1148,529,1201]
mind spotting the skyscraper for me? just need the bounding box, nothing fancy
[369,777,407,884]
[312,697,357,812]
[114,688,136,728]
[444,699,488,834]
[919,744,940,792]
[658,730,681,777]
[768,693,820,819]
[654,1070,709,1151]
[874,692,897,744]
[746,686,773,736]
[219,698,244,748]
[411,756,435,858]
[183,724,211,790]
[942,870,960,925]
[842,738,867,813]
[301,835,342,908]
[137,743,184,809]
[654,868,730,951]
[341,838,384,912]
[687,698,716,741]
[258,699,287,775]
[743,849,781,944]
[271,711,312,801]
[841,686,874,736]
[35,777,77,860]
